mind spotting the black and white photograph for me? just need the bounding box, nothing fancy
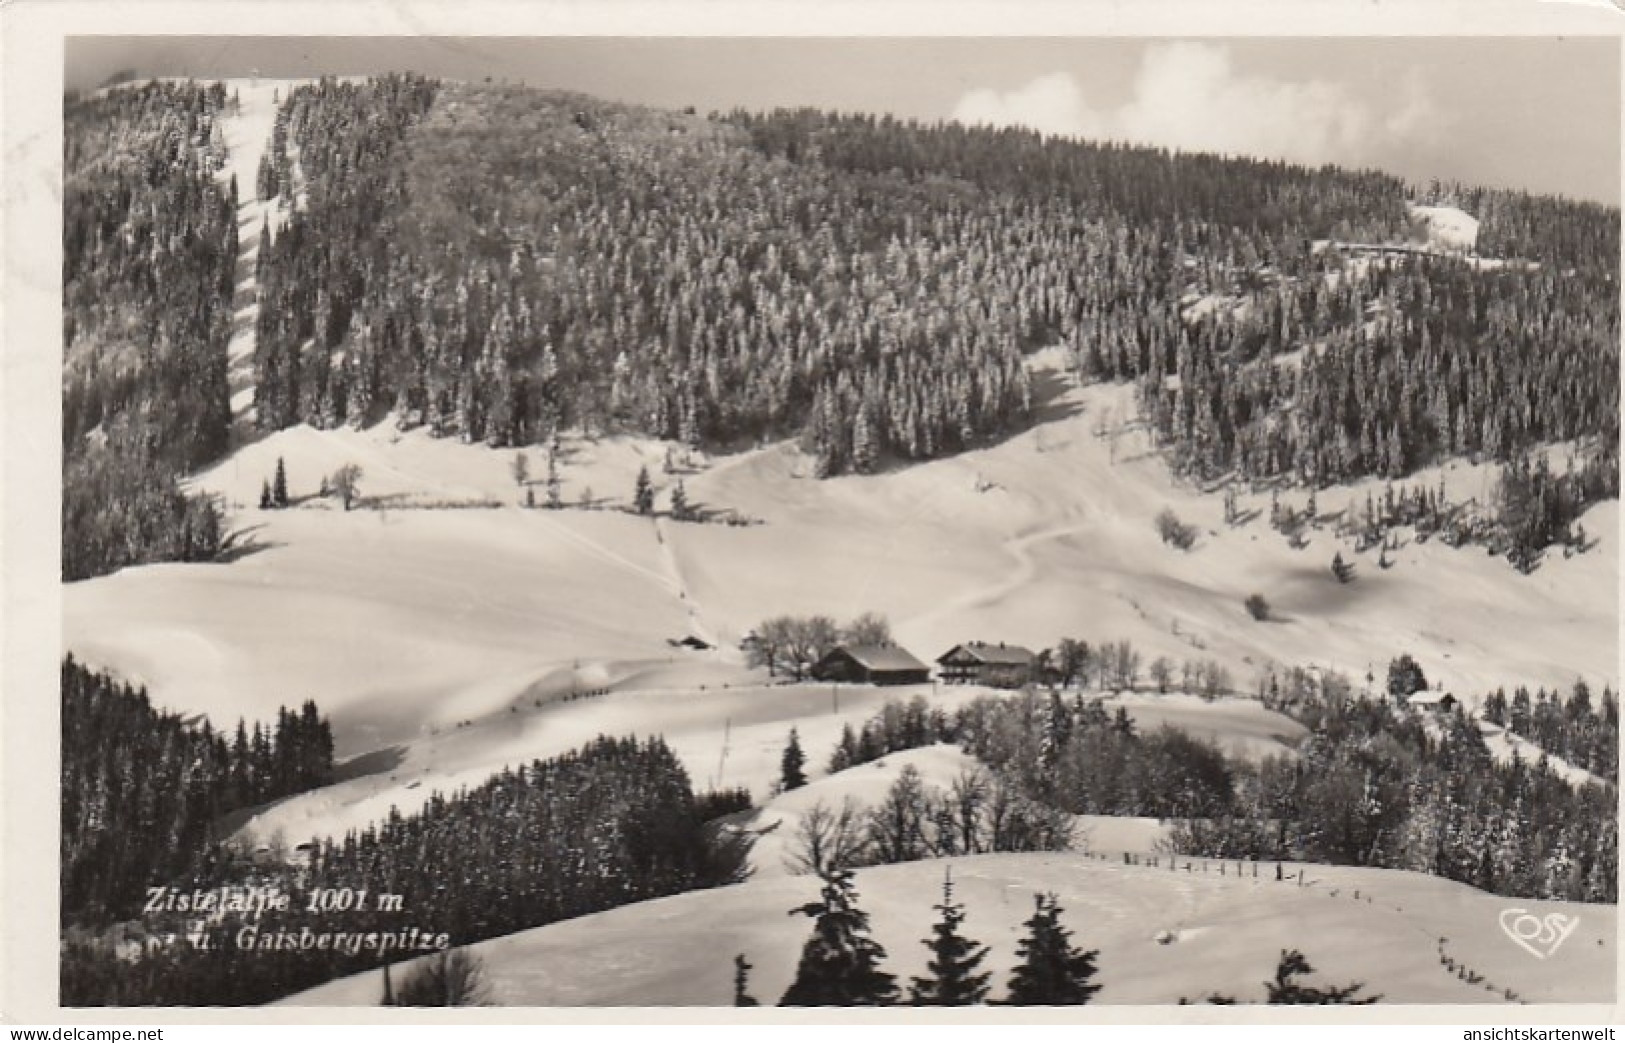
[6,12,1622,1020]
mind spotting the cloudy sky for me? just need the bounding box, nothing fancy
[66,36,1620,204]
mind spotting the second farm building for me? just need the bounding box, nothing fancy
[810,640,1036,688]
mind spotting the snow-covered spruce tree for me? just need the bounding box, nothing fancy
[1001,893,1100,1005]
[1263,949,1378,1004]
[779,869,899,1006]
[633,464,654,515]
[909,868,991,1006]
[828,722,861,773]
[1183,948,1380,1005]
[256,150,278,201]
[670,479,690,521]
[272,456,289,508]
[733,954,759,1006]
[781,727,808,791]
[1386,653,1428,700]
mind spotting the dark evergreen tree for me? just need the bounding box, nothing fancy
[779,870,899,1006]
[908,869,991,1006]
[1386,654,1428,700]
[781,727,808,791]
[1002,893,1100,1005]
[633,465,655,515]
[733,954,759,1007]
[273,456,289,508]
[1187,948,1378,1005]
[1263,950,1378,1005]
[828,722,861,773]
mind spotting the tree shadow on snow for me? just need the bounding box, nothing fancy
[1027,365,1085,427]
[331,743,409,784]
[215,524,278,564]
[1268,560,1385,617]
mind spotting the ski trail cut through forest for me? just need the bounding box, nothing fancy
[214,81,301,445]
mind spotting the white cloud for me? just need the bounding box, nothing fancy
[949,42,1436,170]
[951,71,1105,141]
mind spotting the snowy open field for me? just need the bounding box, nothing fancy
[61,341,1617,856]
[281,850,1616,1006]
[63,357,1618,759]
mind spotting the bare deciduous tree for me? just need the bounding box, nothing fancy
[867,765,931,865]
[936,768,992,857]
[786,797,868,876]
[330,463,363,511]
[1104,640,1141,691]
[750,615,841,679]
[841,612,893,648]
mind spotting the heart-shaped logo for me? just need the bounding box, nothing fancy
[1499,908,1581,959]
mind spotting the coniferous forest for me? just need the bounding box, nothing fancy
[55,73,1620,1007]
[61,728,750,1006]
[828,678,1618,905]
[245,84,1617,496]
[60,656,335,931]
[62,82,236,581]
[1480,680,1620,783]
[66,79,1618,569]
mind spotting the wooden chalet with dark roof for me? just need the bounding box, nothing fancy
[936,641,1036,688]
[1406,690,1458,715]
[810,644,931,686]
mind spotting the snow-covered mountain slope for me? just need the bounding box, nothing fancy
[61,79,1615,865]
[63,351,1615,777]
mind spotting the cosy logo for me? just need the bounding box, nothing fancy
[1499,908,1581,959]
